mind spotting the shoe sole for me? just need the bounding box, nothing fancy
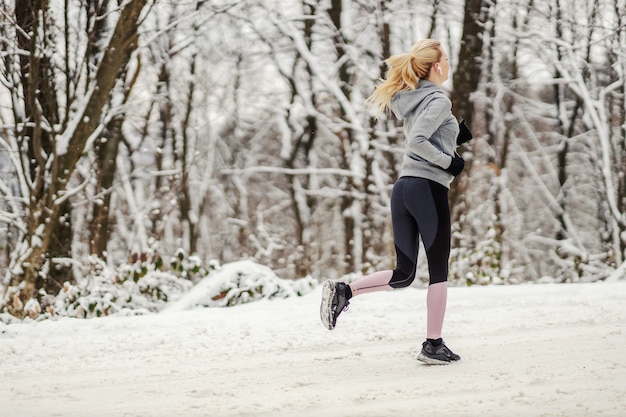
[417,353,460,365]
[320,280,336,330]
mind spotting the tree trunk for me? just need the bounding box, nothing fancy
[451,0,489,126]
[91,115,124,258]
[14,0,72,301]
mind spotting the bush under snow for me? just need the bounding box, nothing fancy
[0,255,316,324]
[164,260,316,312]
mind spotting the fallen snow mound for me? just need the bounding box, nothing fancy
[164,259,316,311]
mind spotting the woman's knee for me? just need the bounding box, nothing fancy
[389,269,416,288]
[426,248,449,285]
[429,273,448,286]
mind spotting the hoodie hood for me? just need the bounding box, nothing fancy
[390,80,441,120]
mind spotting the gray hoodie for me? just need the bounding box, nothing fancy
[390,80,459,188]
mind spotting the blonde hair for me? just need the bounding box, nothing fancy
[368,39,443,114]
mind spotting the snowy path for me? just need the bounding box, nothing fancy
[1,281,626,417]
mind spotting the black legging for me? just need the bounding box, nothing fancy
[388,177,451,287]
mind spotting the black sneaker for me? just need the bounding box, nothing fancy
[320,280,350,330]
[417,339,461,365]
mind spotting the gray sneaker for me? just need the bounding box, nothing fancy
[417,340,461,365]
[320,280,350,330]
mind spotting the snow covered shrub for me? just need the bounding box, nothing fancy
[136,271,194,303]
[53,278,130,318]
[0,255,315,322]
[165,260,316,311]
[450,226,510,286]
[168,248,215,282]
[118,250,164,283]
[117,248,213,284]
[40,253,199,319]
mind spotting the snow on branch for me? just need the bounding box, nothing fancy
[269,15,369,152]
[606,260,626,282]
[221,166,363,178]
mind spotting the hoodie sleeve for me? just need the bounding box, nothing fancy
[405,94,453,169]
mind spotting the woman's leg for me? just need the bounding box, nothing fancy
[391,179,450,339]
[411,180,451,341]
[426,281,447,339]
[349,177,420,297]
[405,180,458,363]
[320,178,417,329]
[349,270,393,296]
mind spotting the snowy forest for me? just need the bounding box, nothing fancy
[0,0,625,321]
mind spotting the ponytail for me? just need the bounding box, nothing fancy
[368,39,443,115]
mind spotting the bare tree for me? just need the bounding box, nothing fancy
[1,0,150,317]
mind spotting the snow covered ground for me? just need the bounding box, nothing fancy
[1,278,625,417]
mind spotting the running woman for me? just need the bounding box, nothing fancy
[320,39,472,365]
